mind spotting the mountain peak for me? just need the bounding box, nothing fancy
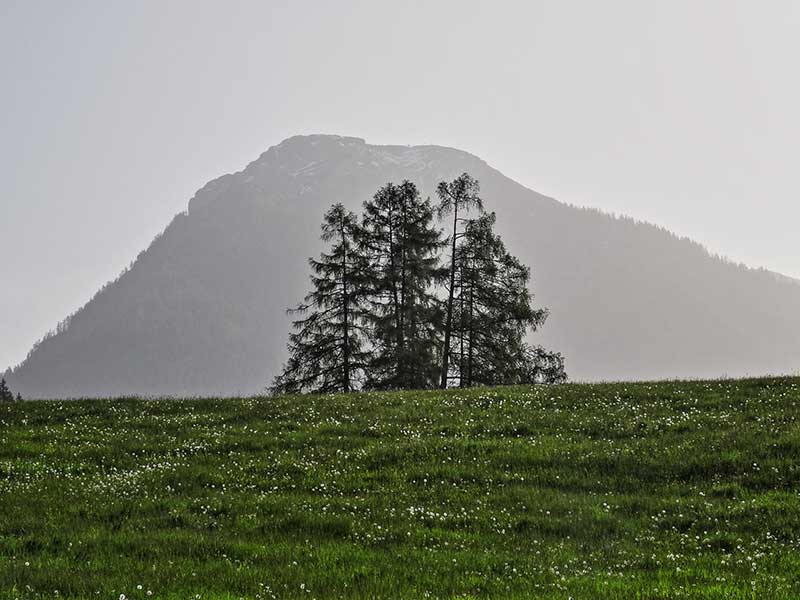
[250,134,487,173]
[9,136,800,397]
[187,135,493,215]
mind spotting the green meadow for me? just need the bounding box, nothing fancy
[2,378,800,599]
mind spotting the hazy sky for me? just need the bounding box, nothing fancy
[2,0,799,371]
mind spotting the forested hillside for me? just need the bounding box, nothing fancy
[7,135,800,397]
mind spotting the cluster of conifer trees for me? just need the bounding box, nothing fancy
[0,377,21,402]
[270,173,565,395]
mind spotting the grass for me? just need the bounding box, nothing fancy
[1,377,800,599]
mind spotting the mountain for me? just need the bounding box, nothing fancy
[7,134,800,397]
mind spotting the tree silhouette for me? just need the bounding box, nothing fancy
[436,174,484,388]
[515,344,567,384]
[271,173,566,394]
[448,213,555,385]
[359,181,443,389]
[0,378,12,402]
[270,204,369,394]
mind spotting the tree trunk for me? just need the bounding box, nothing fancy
[459,264,465,388]
[387,212,401,381]
[440,204,458,388]
[467,266,475,387]
[340,220,350,392]
[399,197,407,381]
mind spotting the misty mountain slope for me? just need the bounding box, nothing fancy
[8,135,800,397]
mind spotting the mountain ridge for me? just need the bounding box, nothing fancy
[8,134,800,397]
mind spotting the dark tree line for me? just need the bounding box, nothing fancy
[271,174,565,395]
[0,378,21,402]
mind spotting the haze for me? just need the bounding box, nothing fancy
[2,0,800,372]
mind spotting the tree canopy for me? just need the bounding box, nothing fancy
[270,204,369,395]
[359,181,443,390]
[272,174,565,394]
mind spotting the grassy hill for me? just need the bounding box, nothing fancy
[2,378,800,598]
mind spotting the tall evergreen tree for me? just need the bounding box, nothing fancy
[270,203,368,394]
[359,181,443,389]
[436,173,484,388]
[451,212,565,386]
[0,378,12,402]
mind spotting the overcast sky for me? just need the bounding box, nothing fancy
[2,0,799,371]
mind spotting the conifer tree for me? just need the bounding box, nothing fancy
[359,181,443,389]
[270,203,368,394]
[436,173,484,388]
[451,212,565,386]
[0,378,11,402]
